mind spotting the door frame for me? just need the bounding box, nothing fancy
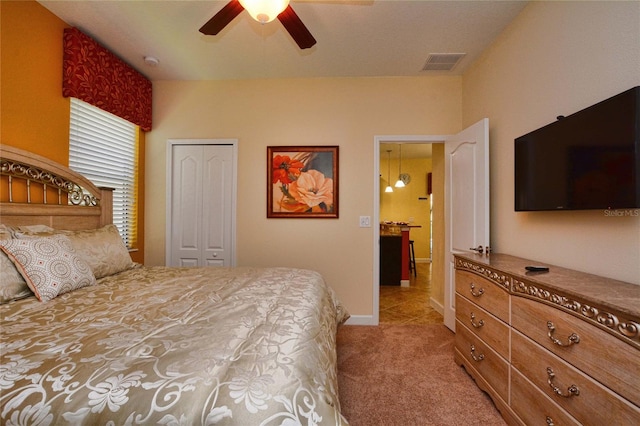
[373,135,448,325]
[165,138,238,267]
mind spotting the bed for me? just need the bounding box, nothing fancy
[0,145,350,425]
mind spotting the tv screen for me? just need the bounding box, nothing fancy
[515,86,640,211]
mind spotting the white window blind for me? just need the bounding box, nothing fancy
[69,98,138,248]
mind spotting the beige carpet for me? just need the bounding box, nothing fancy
[336,324,507,426]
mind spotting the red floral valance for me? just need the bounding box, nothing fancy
[62,27,152,131]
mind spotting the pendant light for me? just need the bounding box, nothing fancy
[395,144,405,188]
[385,150,393,193]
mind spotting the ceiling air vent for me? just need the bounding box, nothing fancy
[422,53,466,71]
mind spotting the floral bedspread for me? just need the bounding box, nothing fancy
[0,266,349,425]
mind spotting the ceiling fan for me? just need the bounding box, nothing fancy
[199,0,317,49]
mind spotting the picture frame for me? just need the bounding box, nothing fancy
[267,146,339,218]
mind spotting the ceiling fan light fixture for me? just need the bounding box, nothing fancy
[239,0,290,24]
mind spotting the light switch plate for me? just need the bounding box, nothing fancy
[359,216,371,227]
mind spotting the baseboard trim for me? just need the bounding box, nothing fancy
[344,315,376,326]
[345,300,443,326]
[430,297,444,315]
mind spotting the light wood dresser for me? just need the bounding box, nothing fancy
[454,253,640,426]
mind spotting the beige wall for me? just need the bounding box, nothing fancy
[463,1,640,284]
[148,1,640,323]
[146,77,462,315]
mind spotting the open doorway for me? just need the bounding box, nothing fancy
[374,137,446,325]
[374,120,490,329]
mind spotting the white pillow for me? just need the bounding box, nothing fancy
[0,224,14,240]
[12,224,57,237]
[0,253,32,303]
[14,224,135,279]
[0,225,32,303]
[0,235,96,302]
[63,224,135,279]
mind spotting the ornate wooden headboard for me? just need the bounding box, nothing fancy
[0,145,113,230]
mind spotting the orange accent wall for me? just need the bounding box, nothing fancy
[1,0,145,264]
[1,0,70,164]
[133,131,145,264]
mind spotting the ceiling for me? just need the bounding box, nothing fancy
[38,0,528,82]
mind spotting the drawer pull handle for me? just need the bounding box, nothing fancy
[470,312,485,328]
[469,283,484,297]
[546,367,580,398]
[470,344,485,362]
[546,416,555,426]
[547,322,580,347]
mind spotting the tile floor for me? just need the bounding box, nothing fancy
[379,262,444,325]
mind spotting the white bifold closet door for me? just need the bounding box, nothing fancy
[168,142,235,267]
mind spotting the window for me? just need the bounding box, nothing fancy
[69,98,139,248]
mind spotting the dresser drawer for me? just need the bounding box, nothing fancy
[511,367,580,426]
[511,296,640,407]
[456,270,510,322]
[511,330,640,425]
[456,293,510,360]
[456,320,509,401]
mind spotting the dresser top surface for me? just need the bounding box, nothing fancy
[455,253,640,321]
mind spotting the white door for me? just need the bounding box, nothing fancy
[444,118,490,331]
[167,140,237,267]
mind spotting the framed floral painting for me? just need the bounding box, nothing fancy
[267,146,339,218]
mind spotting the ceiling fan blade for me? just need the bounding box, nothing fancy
[199,0,245,35]
[277,5,317,49]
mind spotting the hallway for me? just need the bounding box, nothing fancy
[379,262,444,325]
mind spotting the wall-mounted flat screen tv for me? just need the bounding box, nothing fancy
[515,86,639,211]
